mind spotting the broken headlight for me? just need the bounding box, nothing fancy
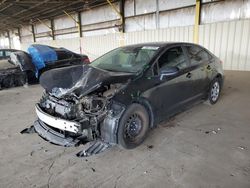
[81,96,107,115]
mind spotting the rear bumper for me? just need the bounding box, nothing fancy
[34,119,80,147]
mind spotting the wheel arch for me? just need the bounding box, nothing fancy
[214,73,224,87]
[216,73,223,80]
[101,98,155,145]
[131,97,155,129]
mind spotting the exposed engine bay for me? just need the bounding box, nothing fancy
[36,82,127,146]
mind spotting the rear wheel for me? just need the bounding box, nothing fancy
[208,78,221,104]
[118,103,149,149]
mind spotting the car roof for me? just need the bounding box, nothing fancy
[0,49,19,51]
[122,42,201,49]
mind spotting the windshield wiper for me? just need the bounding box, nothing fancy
[102,68,119,72]
[103,68,136,74]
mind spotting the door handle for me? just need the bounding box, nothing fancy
[207,65,211,70]
[186,72,192,78]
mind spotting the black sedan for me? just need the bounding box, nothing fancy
[29,42,224,156]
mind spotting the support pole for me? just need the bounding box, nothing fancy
[77,12,82,37]
[17,27,21,43]
[37,18,53,38]
[194,0,201,44]
[106,0,125,46]
[106,0,123,27]
[51,19,55,40]
[31,24,36,42]
[119,0,125,33]
[63,10,81,37]
[156,0,159,29]
[7,30,11,49]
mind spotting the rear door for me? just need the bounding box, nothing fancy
[183,45,212,96]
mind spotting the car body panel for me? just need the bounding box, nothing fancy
[30,42,224,147]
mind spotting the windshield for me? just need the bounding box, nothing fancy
[90,46,160,73]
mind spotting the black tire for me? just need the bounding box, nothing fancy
[118,103,149,149]
[208,78,221,104]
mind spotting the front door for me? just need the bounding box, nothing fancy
[143,46,194,120]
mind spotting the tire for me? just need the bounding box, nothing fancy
[208,78,221,104]
[118,103,149,149]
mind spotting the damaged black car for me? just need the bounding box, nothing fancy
[31,42,224,155]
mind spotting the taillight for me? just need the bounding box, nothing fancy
[83,57,90,64]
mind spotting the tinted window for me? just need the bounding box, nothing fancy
[91,46,159,73]
[5,51,11,57]
[186,46,210,65]
[0,51,3,57]
[158,46,187,71]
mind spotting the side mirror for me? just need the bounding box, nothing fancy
[160,67,179,80]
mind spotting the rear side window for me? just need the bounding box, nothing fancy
[158,46,188,71]
[186,46,211,65]
[5,51,11,57]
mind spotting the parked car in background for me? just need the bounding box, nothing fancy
[31,42,224,156]
[10,44,90,78]
[0,45,90,89]
[0,49,26,89]
[0,49,19,60]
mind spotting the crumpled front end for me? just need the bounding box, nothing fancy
[34,83,126,147]
[32,65,133,148]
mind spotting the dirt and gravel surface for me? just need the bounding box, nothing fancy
[0,71,249,188]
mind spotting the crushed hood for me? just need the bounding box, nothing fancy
[39,65,135,98]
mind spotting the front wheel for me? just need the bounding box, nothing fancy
[118,103,149,149]
[208,78,221,104]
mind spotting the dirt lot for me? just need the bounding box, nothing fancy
[0,71,249,188]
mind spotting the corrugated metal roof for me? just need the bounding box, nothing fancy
[0,0,116,33]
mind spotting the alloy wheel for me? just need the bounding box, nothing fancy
[211,81,220,102]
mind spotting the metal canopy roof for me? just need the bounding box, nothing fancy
[0,0,113,33]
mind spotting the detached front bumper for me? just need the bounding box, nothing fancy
[34,104,82,146]
[34,120,80,147]
[35,104,80,133]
